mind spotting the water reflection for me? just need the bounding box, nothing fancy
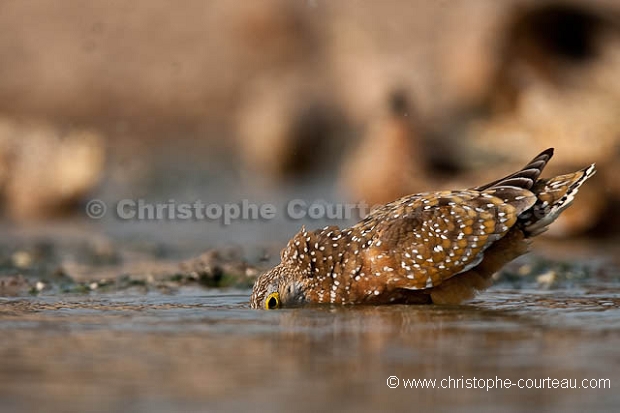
[0,289,618,413]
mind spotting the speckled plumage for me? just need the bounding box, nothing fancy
[250,149,595,309]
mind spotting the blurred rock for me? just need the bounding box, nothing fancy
[457,2,620,235]
[235,76,345,184]
[447,2,614,151]
[0,1,616,239]
[339,90,427,206]
[321,1,446,122]
[179,248,258,288]
[229,0,319,69]
[490,2,616,113]
[0,240,76,297]
[74,239,123,267]
[0,117,106,219]
[230,0,340,185]
[468,2,620,162]
[0,274,29,296]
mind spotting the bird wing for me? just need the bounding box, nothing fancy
[362,188,536,290]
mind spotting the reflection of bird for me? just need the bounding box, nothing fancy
[251,149,595,308]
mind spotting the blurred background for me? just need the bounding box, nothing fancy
[2,3,620,413]
[1,0,620,288]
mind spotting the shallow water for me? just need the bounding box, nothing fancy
[1,287,618,413]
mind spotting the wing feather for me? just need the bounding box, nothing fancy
[360,189,535,290]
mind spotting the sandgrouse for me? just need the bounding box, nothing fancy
[250,149,595,309]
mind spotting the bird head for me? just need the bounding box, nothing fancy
[250,263,306,309]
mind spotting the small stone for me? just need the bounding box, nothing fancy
[11,251,32,269]
[536,271,556,288]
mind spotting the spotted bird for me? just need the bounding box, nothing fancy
[250,149,595,309]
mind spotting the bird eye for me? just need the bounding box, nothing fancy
[265,292,280,310]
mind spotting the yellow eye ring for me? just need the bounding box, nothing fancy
[265,292,280,310]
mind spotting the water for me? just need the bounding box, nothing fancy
[1,287,618,413]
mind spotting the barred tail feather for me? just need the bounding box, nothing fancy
[476,148,554,191]
[523,163,596,236]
